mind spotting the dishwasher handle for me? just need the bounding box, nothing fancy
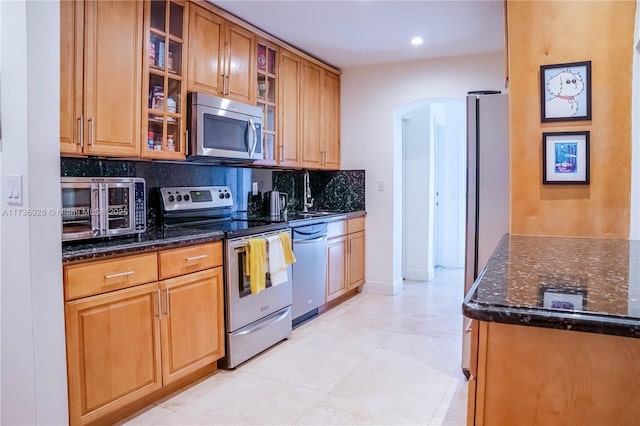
[293,235,327,244]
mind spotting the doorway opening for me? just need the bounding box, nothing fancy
[399,99,466,282]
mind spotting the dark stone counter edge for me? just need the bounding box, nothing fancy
[62,232,225,264]
[463,292,640,339]
[63,211,366,263]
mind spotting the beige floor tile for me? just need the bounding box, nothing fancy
[293,320,394,358]
[432,375,468,423]
[175,371,325,425]
[294,394,430,425]
[240,343,365,392]
[156,369,240,412]
[371,331,462,376]
[118,405,174,425]
[328,357,452,418]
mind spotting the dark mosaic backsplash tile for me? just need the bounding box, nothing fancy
[272,170,365,213]
[61,158,244,227]
[61,158,365,226]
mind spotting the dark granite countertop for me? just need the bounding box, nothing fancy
[62,210,366,263]
[62,227,225,263]
[463,234,640,338]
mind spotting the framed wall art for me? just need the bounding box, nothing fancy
[542,131,590,184]
[540,60,591,122]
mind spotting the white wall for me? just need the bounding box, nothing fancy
[341,53,504,293]
[1,1,68,424]
[403,108,431,281]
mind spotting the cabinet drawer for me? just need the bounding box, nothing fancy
[158,242,223,280]
[64,253,158,301]
[347,217,365,234]
[327,220,347,239]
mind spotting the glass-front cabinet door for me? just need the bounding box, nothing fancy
[142,0,187,159]
[254,39,278,166]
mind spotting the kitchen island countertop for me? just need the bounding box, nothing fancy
[463,234,640,338]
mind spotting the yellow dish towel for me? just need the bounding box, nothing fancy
[279,232,296,265]
[246,238,266,295]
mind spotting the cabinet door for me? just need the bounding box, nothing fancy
[321,70,341,170]
[300,60,323,169]
[279,50,301,167]
[187,4,224,95]
[159,267,225,385]
[83,0,143,156]
[224,22,255,104]
[60,0,84,155]
[65,283,162,426]
[347,231,365,290]
[327,236,348,302]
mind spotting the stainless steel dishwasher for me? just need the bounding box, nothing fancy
[291,223,328,326]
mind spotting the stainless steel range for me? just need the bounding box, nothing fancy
[160,186,292,368]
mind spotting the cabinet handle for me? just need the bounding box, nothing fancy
[156,289,162,318]
[88,116,95,146]
[77,115,84,147]
[185,254,208,261]
[225,75,230,95]
[185,130,189,155]
[104,270,134,279]
[164,288,170,316]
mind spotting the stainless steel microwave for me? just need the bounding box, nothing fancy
[61,177,146,241]
[188,93,263,162]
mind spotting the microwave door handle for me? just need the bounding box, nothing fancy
[100,184,108,234]
[247,118,257,157]
[91,184,101,237]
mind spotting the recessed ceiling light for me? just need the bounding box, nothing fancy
[411,36,423,46]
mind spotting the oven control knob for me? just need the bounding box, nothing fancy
[219,193,225,199]
[225,193,230,199]
[176,195,182,202]
[168,195,175,203]
[184,194,190,201]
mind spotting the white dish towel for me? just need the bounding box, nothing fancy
[266,235,288,286]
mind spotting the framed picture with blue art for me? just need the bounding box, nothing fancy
[542,131,590,184]
[540,60,591,122]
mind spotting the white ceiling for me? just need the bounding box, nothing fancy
[210,0,505,69]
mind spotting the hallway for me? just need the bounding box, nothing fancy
[121,268,467,425]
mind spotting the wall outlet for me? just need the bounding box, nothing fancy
[252,182,258,195]
[377,179,385,191]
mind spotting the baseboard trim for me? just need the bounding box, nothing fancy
[362,278,403,296]
[404,268,430,281]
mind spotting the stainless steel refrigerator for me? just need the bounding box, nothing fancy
[461,91,510,378]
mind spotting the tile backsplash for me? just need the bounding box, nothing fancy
[61,158,366,226]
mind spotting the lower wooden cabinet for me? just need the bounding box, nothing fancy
[65,283,163,426]
[64,243,225,426]
[326,217,366,302]
[160,267,225,385]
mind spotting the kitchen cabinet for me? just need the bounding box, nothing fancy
[142,0,188,159]
[254,39,279,166]
[63,242,225,426]
[60,0,143,157]
[278,49,303,168]
[321,70,341,170]
[469,321,640,425]
[187,3,255,104]
[65,282,162,426]
[326,218,366,302]
[300,60,323,169]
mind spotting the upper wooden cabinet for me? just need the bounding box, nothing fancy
[321,70,341,170]
[253,39,279,166]
[60,0,143,157]
[142,0,188,160]
[278,49,302,168]
[300,60,323,169]
[187,3,255,104]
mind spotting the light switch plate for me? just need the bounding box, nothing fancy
[7,174,23,205]
[377,180,385,191]
[252,182,258,195]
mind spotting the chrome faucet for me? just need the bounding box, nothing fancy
[303,170,314,212]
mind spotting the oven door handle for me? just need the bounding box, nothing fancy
[233,308,290,336]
